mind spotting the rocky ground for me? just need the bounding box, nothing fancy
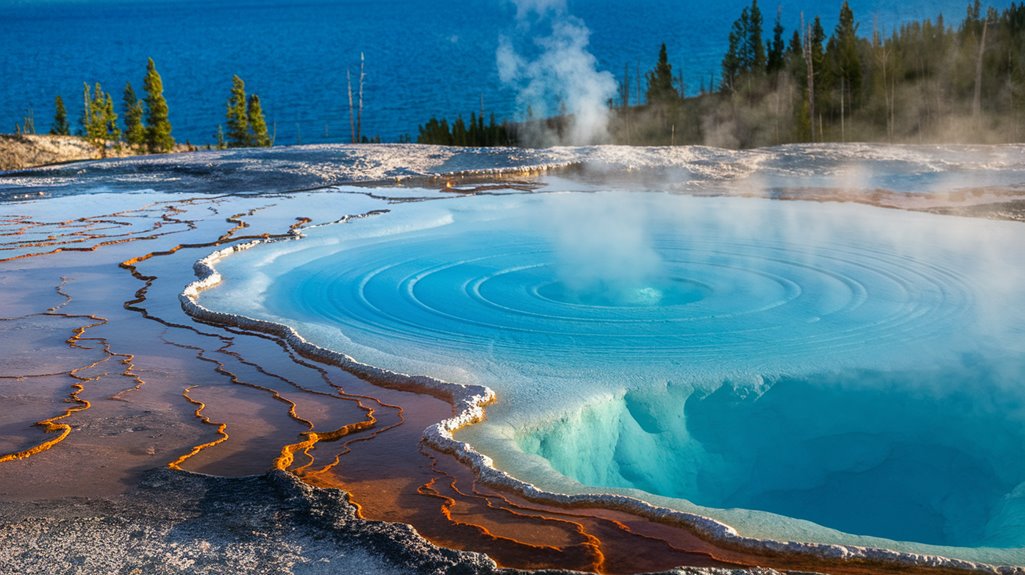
[0,134,196,172]
[0,468,786,575]
[0,134,104,171]
[0,468,491,575]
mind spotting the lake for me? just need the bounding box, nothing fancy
[0,0,1011,144]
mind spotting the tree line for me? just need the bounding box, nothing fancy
[416,111,516,146]
[609,0,1024,147]
[47,58,174,155]
[42,61,275,154]
[26,2,1023,151]
[218,75,271,148]
[417,0,1023,148]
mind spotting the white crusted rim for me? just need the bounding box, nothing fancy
[178,221,1025,575]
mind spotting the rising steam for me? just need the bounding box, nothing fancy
[541,192,664,303]
[497,0,617,146]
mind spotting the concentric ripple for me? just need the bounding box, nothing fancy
[203,190,1025,560]
[257,194,977,374]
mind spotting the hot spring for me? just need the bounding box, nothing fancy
[200,181,1025,563]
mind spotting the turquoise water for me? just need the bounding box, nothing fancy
[202,162,1025,561]
[5,137,1022,557]
[1,0,1014,144]
[527,365,1025,548]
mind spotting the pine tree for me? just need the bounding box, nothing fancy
[722,12,747,91]
[246,94,271,147]
[215,125,226,149]
[646,43,678,105]
[807,16,827,120]
[488,112,499,146]
[811,17,826,74]
[122,82,145,148]
[621,63,631,109]
[80,83,93,138]
[103,92,120,145]
[452,115,467,146]
[84,83,108,146]
[767,10,786,74]
[79,83,119,153]
[826,1,862,105]
[468,112,479,146]
[748,0,766,72]
[226,75,249,147]
[50,95,69,135]
[143,58,174,153]
[788,30,803,59]
[786,29,806,90]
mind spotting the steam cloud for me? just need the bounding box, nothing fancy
[497,0,617,145]
[542,192,664,302]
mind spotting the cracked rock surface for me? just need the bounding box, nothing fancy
[0,468,788,575]
[0,469,495,575]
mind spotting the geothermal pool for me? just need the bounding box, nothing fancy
[202,184,1025,564]
[3,143,1025,570]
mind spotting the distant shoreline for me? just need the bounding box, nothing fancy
[0,134,196,172]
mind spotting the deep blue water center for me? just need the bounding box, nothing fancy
[0,0,1014,144]
[537,277,712,307]
[616,367,1025,547]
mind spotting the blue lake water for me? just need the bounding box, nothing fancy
[0,0,1015,144]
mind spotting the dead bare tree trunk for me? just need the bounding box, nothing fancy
[840,76,846,142]
[636,61,641,106]
[890,75,895,141]
[357,52,365,143]
[347,69,355,143]
[616,63,629,144]
[804,15,816,142]
[879,44,893,141]
[774,88,781,144]
[973,18,989,120]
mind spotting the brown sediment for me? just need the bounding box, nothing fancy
[114,208,387,477]
[425,447,754,574]
[471,483,720,574]
[287,380,742,574]
[107,201,410,483]
[53,277,149,402]
[166,386,229,471]
[0,196,230,477]
[418,448,608,572]
[0,277,146,462]
[0,379,88,463]
[416,475,602,572]
[0,193,270,266]
[0,202,193,263]
[157,334,373,475]
[159,337,313,469]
